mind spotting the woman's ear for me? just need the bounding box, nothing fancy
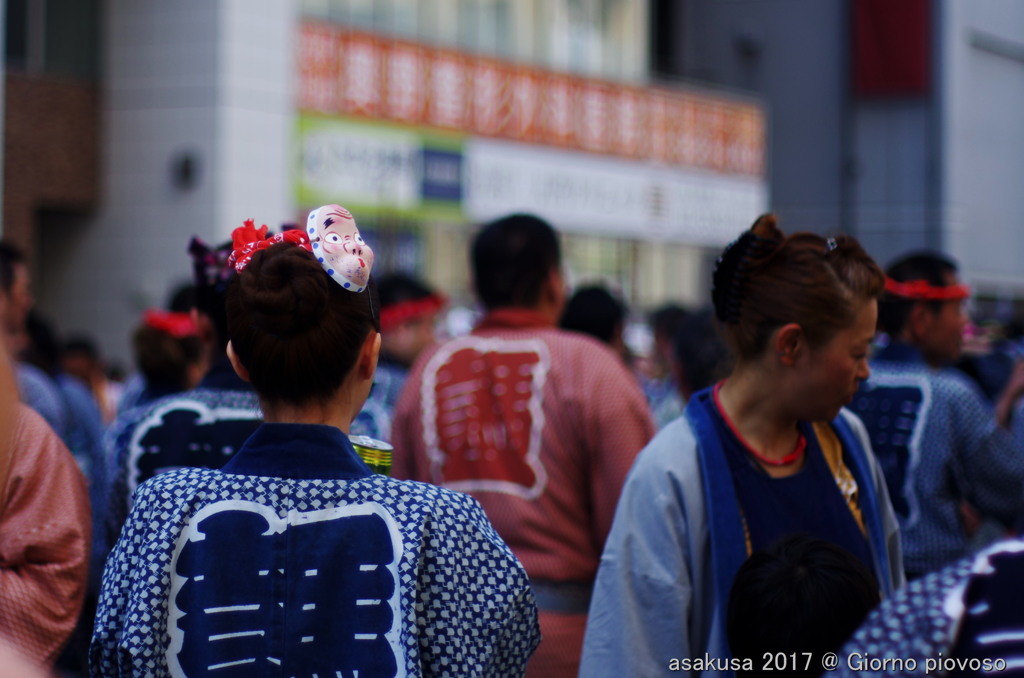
[226,341,251,382]
[774,323,805,366]
[358,331,382,381]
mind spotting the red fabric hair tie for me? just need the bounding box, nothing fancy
[379,295,446,332]
[884,277,971,301]
[142,310,197,338]
[228,219,312,272]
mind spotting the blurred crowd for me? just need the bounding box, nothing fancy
[3,208,1024,677]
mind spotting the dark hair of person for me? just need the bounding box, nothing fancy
[711,214,884,362]
[195,286,228,348]
[168,283,197,314]
[377,273,434,309]
[673,307,731,396]
[727,534,880,675]
[559,285,625,346]
[471,214,561,310]
[0,241,26,294]
[23,310,61,376]
[226,243,380,407]
[63,335,100,362]
[189,238,235,350]
[877,251,959,337]
[650,304,688,342]
[132,324,202,391]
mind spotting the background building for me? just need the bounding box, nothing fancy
[661,0,1024,319]
[4,0,770,366]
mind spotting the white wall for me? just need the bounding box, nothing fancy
[942,0,1024,297]
[38,0,296,367]
[218,0,296,235]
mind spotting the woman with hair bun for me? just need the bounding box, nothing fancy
[91,206,540,677]
[580,215,904,677]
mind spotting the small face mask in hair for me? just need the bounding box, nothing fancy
[306,205,375,292]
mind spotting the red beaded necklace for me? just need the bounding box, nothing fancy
[712,383,807,467]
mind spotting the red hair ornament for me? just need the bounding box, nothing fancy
[228,206,375,293]
[228,220,312,272]
[142,310,197,338]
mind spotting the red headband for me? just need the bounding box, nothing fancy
[228,219,311,272]
[142,310,197,338]
[379,295,445,332]
[884,277,971,301]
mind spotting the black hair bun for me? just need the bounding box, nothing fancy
[238,244,328,337]
[711,215,782,323]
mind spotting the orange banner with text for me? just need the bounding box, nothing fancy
[298,22,766,178]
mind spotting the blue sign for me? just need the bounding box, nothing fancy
[420,148,463,203]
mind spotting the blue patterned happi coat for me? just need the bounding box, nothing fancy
[831,538,1024,677]
[91,423,540,678]
[103,359,263,550]
[849,342,1024,576]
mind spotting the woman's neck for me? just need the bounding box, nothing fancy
[260,391,360,433]
[716,364,802,465]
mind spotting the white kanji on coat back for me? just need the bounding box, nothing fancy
[167,500,404,677]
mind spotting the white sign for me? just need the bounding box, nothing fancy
[300,122,422,209]
[464,139,650,235]
[464,139,769,247]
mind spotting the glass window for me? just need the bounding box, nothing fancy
[473,0,513,59]
[46,0,101,79]
[300,0,332,20]
[6,0,101,80]
[297,0,650,83]
[566,0,601,76]
[427,0,461,47]
[456,0,480,52]
[349,0,376,29]
[393,0,418,37]
[371,0,395,32]
[5,0,30,70]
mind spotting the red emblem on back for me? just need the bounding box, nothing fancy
[421,337,549,498]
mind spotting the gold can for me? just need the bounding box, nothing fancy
[349,435,393,476]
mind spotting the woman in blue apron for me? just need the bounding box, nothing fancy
[580,214,904,677]
[91,206,540,677]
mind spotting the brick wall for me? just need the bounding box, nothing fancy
[3,73,100,256]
